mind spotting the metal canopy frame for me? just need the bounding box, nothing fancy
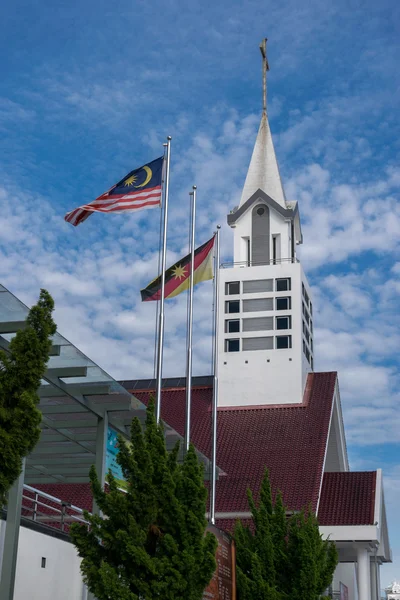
[0,284,218,599]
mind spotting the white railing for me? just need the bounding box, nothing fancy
[220,257,299,268]
[21,485,89,533]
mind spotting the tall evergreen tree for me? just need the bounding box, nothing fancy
[234,469,338,600]
[0,289,56,505]
[71,400,217,600]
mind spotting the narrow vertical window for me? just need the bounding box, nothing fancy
[291,221,295,262]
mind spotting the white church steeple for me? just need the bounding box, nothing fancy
[239,39,286,208]
[240,113,286,207]
[217,39,313,408]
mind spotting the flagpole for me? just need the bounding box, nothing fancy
[210,224,220,524]
[184,185,197,452]
[155,136,172,424]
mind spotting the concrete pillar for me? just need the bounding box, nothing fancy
[93,410,109,515]
[87,411,109,600]
[370,557,381,600]
[357,546,371,600]
[0,459,25,600]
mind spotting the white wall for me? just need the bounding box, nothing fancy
[0,519,84,600]
[232,200,292,264]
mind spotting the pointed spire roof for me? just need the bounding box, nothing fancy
[239,38,286,208]
[239,113,286,207]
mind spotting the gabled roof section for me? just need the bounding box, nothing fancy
[228,188,303,245]
[123,371,336,514]
[319,472,377,526]
[239,113,286,208]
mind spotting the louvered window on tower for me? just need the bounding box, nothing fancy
[251,204,270,265]
[243,316,273,332]
[243,298,273,312]
[243,279,273,293]
[242,336,273,351]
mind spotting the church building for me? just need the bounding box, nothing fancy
[120,41,392,599]
[0,41,392,600]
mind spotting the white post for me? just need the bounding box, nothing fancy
[370,552,381,600]
[357,546,371,600]
[0,459,25,600]
[155,136,172,423]
[184,185,196,452]
[210,226,220,524]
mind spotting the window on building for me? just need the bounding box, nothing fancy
[303,288,309,306]
[243,316,273,332]
[309,301,313,315]
[225,319,240,333]
[225,339,240,352]
[302,320,306,335]
[276,316,291,330]
[225,300,240,314]
[272,235,281,264]
[276,297,291,311]
[310,339,313,352]
[225,281,240,295]
[305,347,310,362]
[276,278,291,292]
[243,298,273,312]
[310,320,313,333]
[243,279,273,293]
[311,357,314,370]
[304,328,310,343]
[303,340,306,354]
[276,335,292,349]
[242,336,273,351]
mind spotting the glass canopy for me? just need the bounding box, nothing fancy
[0,285,216,484]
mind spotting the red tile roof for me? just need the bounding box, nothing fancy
[37,372,366,527]
[318,471,377,526]
[128,371,336,514]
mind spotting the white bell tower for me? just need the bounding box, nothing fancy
[217,39,314,407]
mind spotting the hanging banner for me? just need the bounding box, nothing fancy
[203,524,236,600]
[340,582,349,600]
[106,427,128,489]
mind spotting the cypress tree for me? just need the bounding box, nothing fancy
[0,289,56,505]
[234,470,281,600]
[70,400,217,600]
[234,470,338,600]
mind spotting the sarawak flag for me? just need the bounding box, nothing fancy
[141,236,215,302]
[65,156,164,226]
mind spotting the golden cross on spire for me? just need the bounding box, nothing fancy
[259,38,270,114]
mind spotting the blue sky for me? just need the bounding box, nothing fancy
[1,0,399,588]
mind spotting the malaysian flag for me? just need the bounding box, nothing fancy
[64,156,164,226]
